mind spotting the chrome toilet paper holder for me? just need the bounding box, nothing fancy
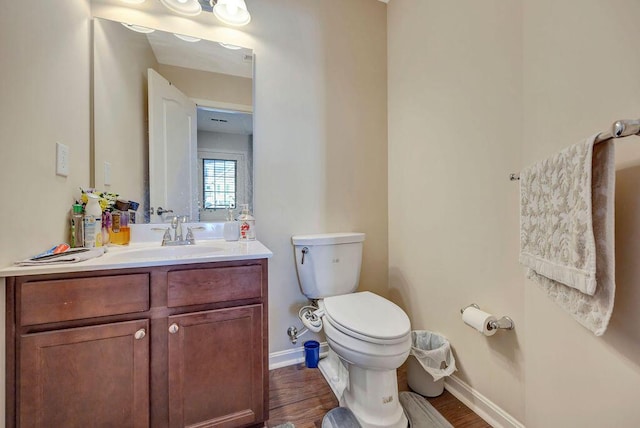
[460,303,515,331]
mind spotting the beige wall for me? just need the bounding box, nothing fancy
[0,0,92,422]
[389,0,640,426]
[93,18,158,205]
[387,0,524,422]
[91,0,388,353]
[523,0,640,426]
[158,64,252,108]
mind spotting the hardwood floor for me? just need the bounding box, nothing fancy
[268,363,491,428]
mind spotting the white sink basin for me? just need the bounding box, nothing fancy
[108,245,224,262]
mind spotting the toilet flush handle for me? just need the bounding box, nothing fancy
[301,247,309,264]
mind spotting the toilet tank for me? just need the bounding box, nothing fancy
[292,233,365,299]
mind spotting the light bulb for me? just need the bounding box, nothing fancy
[159,0,202,16]
[212,0,251,26]
[225,3,238,15]
[174,33,201,43]
[121,23,155,33]
[219,42,243,50]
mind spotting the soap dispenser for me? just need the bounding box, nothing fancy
[238,204,255,241]
[83,193,103,248]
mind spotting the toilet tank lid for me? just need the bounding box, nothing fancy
[292,233,365,246]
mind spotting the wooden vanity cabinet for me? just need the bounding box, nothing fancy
[6,259,269,428]
[167,305,264,428]
[20,319,150,428]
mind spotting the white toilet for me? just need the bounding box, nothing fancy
[292,233,411,428]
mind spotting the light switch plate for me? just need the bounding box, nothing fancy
[56,142,69,177]
[104,161,112,186]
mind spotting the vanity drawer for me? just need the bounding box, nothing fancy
[20,274,150,326]
[167,265,263,307]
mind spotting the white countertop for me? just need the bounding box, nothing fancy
[0,234,273,278]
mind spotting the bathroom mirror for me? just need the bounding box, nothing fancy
[93,17,253,223]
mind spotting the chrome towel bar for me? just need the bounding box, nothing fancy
[509,118,640,181]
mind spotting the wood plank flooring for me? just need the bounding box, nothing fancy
[268,363,491,428]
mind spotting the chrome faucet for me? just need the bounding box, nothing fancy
[173,216,184,241]
[161,216,195,246]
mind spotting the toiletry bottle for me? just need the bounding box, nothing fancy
[109,210,131,245]
[128,200,139,224]
[70,204,84,248]
[110,211,121,242]
[111,199,131,245]
[102,211,111,245]
[120,210,131,244]
[238,204,255,241]
[83,193,103,248]
[223,207,240,241]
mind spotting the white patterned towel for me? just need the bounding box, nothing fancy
[520,134,616,336]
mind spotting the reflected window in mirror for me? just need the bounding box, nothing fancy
[203,159,237,209]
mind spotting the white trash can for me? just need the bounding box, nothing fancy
[407,331,456,397]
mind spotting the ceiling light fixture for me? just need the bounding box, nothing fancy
[121,23,156,34]
[174,34,202,43]
[211,0,251,26]
[159,0,202,16]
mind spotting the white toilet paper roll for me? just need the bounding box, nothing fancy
[462,307,497,336]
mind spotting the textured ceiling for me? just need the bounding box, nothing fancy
[197,107,253,134]
[145,28,253,78]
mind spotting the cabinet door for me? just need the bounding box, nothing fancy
[20,319,150,428]
[168,305,264,428]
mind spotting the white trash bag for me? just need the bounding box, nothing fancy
[410,331,456,382]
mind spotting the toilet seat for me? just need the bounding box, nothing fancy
[323,291,411,345]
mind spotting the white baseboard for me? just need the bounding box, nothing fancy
[444,375,525,428]
[269,342,330,370]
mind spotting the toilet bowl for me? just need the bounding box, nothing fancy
[322,292,411,428]
[292,233,411,428]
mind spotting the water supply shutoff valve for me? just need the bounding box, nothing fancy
[299,307,324,333]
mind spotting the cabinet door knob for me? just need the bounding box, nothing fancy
[169,323,179,334]
[134,329,146,340]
